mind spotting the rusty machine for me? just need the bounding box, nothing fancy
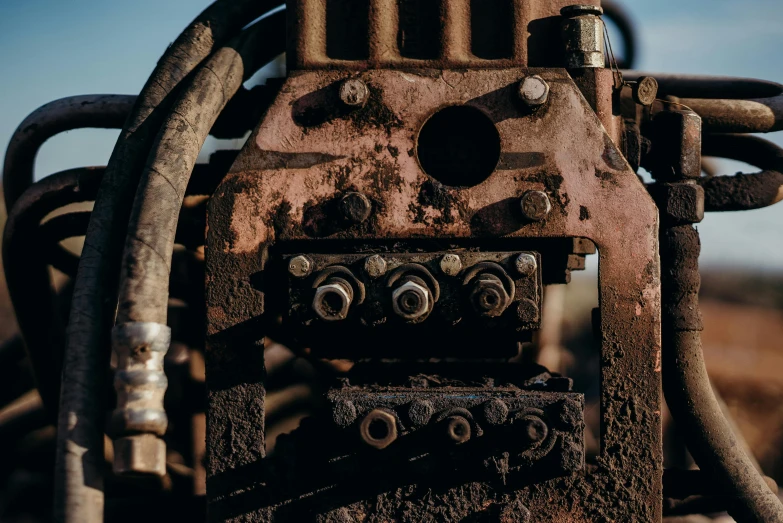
[3,0,783,522]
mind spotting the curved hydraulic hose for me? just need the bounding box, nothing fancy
[700,134,783,211]
[55,1,281,522]
[600,0,637,69]
[3,168,104,417]
[109,11,285,475]
[660,226,783,523]
[117,11,284,326]
[2,95,134,210]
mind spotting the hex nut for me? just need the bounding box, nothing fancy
[312,280,353,322]
[339,192,372,224]
[520,190,552,221]
[359,409,398,449]
[518,75,550,107]
[515,253,538,277]
[113,434,166,476]
[339,78,370,108]
[519,415,549,444]
[288,255,312,278]
[440,254,463,277]
[470,275,511,318]
[392,281,430,321]
[560,4,604,17]
[445,415,472,444]
[364,255,387,279]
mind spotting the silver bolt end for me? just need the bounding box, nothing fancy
[364,255,387,279]
[313,281,353,321]
[392,281,430,321]
[339,78,369,108]
[289,255,312,278]
[518,76,550,107]
[520,190,552,221]
[515,253,538,277]
[440,254,463,277]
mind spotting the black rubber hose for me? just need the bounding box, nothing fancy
[601,0,638,69]
[116,10,285,326]
[3,167,103,417]
[700,134,783,211]
[2,96,135,210]
[54,1,281,522]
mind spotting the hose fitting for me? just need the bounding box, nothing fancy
[110,322,170,476]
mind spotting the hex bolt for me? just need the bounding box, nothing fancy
[312,278,353,322]
[288,255,312,278]
[339,78,370,108]
[517,76,550,108]
[339,192,373,224]
[359,409,398,449]
[515,253,538,277]
[440,254,463,277]
[633,76,659,107]
[470,274,511,318]
[519,415,549,444]
[364,255,387,279]
[392,280,431,321]
[520,190,552,221]
[445,415,472,444]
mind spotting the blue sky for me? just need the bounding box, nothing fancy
[0,0,781,269]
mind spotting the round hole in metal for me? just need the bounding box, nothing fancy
[416,105,501,187]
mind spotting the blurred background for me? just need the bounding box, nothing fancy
[0,1,781,522]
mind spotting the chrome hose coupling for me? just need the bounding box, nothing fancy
[111,321,171,476]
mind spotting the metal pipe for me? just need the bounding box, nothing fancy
[2,95,134,210]
[700,134,783,211]
[623,71,783,100]
[681,96,783,133]
[55,1,281,521]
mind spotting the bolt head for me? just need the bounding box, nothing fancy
[339,78,369,108]
[483,399,509,425]
[332,400,357,427]
[440,254,463,277]
[470,276,511,318]
[408,400,434,426]
[288,256,312,278]
[633,76,659,107]
[339,192,372,224]
[520,416,549,444]
[364,255,387,279]
[313,281,353,321]
[392,281,430,321]
[520,190,552,221]
[518,76,550,107]
[113,434,166,477]
[515,253,538,277]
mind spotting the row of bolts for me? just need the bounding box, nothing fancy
[288,251,538,322]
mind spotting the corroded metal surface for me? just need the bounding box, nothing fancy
[205,67,662,521]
